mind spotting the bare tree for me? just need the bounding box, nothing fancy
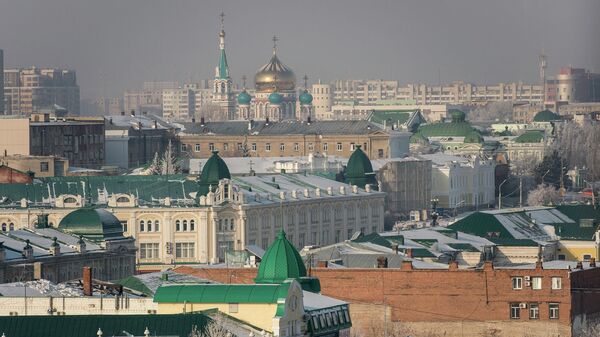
[148,152,161,175]
[510,154,539,176]
[468,102,513,123]
[552,122,600,180]
[160,140,180,175]
[575,321,600,337]
[527,184,561,206]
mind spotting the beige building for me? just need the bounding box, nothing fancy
[162,88,195,121]
[0,49,3,115]
[330,102,448,122]
[311,82,333,120]
[124,81,178,115]
[3,67,80,115]
[0,154,68,177]
[179,120,408,160]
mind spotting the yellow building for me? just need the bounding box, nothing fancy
[154,230,352,337]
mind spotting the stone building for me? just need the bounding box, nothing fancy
[0,151,385,270]
[0,208,136,283]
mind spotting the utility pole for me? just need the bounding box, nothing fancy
[519,176,523,208]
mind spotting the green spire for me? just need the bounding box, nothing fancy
[216,12,229,79]
[255,230,307,284]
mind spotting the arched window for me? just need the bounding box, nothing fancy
[230,219,235,231]
[147,220,152,232]
[1,223,6,232]
[176,220,181,232]
[183,220,188,231]
[116,196,129,203]
[64,197,77,204]
[9,223,14,231]
[190,220,195,231]
[140,220,145,232]
[154,220,160,232]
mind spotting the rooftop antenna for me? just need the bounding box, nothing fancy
[242,75,247,90]
[303,75,309,90]
[272,35,279,55]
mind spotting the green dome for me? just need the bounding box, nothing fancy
[197,151,231,198]
[450,109,466,123]
[345,145,378,189]
[464,131,484,144]
[255,230,307,284]
[268,92,283,105]
[59,207,124,241]
[237,90,252,105]
[533,109,560,122]
[299,90,313,105]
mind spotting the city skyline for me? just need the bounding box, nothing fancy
[1,0,598,99]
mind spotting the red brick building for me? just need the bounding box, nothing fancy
[176,260,600,337]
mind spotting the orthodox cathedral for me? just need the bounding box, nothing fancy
[211,13,313,121]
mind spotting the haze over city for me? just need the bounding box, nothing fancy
[1,0,599,98]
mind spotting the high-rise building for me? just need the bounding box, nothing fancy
[162,87,195,121]
[0,49,4,115]
[555,67,600,103]
[3,67,80,115]
[93,97,124,115]
[123,81,178,115]
[311,81,332,120]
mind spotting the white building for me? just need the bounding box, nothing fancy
[162,88,195,121]
[419,154,496,210]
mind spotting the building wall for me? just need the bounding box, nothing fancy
[0,297,155,316]
[179,133,391,160]
[311,83,332,120]
[377,159,432,218]
[0,118,30,156]
[179,264,596,337]
[0,49,4,115]
[0,155,67,178]
[0,165,32,183]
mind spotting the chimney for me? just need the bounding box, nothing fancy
[576,261,583,270]
[590,257,597,268]
[307,116,311,125]
[49,237,60,256]
[449,260,459,271]
[266,117,270,125]
[191,117,196,123]
[23,239,33,259]
[121,111,125,116]
[83,266,93,296]
[483,260,494,271]
[391,243,399,254]
[108,118,113,125]
[154,120,158,129]
[405,248,413,258]
[0,242,5,262]
[130,110,135,117]
[377,256,388,268]
[76,235,86,253]
[401,260,413,271]
[200,117,205,126]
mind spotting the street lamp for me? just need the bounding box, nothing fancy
[541,169,550,185]
[498,178,509,210]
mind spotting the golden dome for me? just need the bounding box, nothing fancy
[254,53,296,92]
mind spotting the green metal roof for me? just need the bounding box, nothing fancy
[0,312,211,337]
[154,283,290,303]
[410,132,429,144]
[487,238,539,247]
[448,212,515,239]
[449,109,466,122]
[513,130,544,143]
[0,174,196,205]
[351,232,392,249]
[299,90,313,105]
[464,131,484,144]
[268,92,283,105]
[115,275,154,296]
[237,90,252,105]
[447,243,480,252]
[368,110,413,125]
[533,109,560,122]
[197,151,231,198]
[218,48,229,79]
[255,230,307,284]
[553,205,600,240]
[401,247,436,258]
[416,121,477,138]
[344,146,377,189]
[58,207,124,241]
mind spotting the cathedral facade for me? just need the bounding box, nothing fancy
[210,14,313,121]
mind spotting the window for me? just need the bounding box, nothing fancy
[181,144,187,151]
[183,220,188,231]
[194,144,200,152]
[209,143,215,151]
[308,143,314,151]
[350,143,355,151]
[280,143,285,151]
[223,143,229,151]
[1,223,5,231]
[147,221,152,232]
[237,143,243,150]
[175,242,195,258]
[251,143,257,151]
[531,277,542,290]
[378,149,384,158]
[583,254,592,261]
[529,303,539,319]
[265,143,271,151]
[9,223,14,231]
[512,277,523,290]
[140,243,159,259]
[336,142,342,151]
[549,303,559,319]
[154,220,160,232]
[190,219,195,231]
[40,162,49,172]
[510,303,520,319]
[551,277,562,290]
[176,220,181,231]
[121,221,128,232]
[323,143,328,151]
[558,254,566,260]
[139,220,145,232]
[294,143,299,151]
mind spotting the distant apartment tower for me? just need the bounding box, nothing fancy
[162,88,195,121]
[124,81,178,116]
[3,67,80,115]
[556,67,600,103]
[93,97,124,115]
[0,49,4,115]
[311,81,332,120]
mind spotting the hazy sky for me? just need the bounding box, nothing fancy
[1,0,599,99]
